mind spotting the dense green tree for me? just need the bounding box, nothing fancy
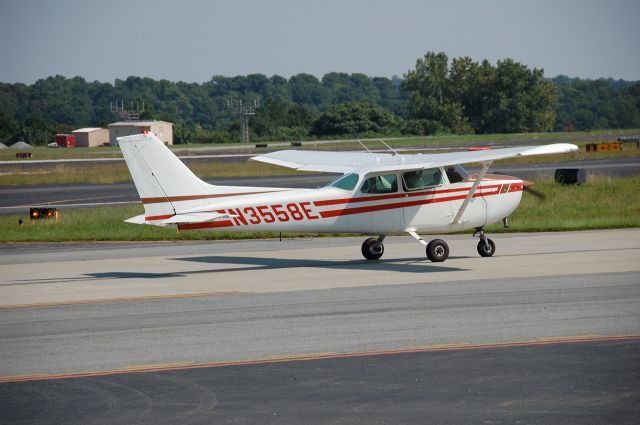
[554,76,640,130]
[372,76,407,117]
[481,59,557,133]
[403,52,557,134]
[251,99,315,140]
[312,102,398,136]
[402,52,449,119]
[289,73,324,108]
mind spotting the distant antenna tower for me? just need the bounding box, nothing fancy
[227,94,260,143]
[110,100,145,121]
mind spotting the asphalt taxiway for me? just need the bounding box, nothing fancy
[0,229,639,423]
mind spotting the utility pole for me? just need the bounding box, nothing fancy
[227,94,260,143]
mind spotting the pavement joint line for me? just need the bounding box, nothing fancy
[0,291,249,309]
[1,334,638,384]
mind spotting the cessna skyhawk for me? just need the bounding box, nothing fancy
[118,133,577,262]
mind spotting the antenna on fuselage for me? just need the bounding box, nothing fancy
[378,139,402,157]
[358,140,373,154]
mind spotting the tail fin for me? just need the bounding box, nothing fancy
[118,133,213,220]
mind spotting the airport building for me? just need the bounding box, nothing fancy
[108,120,173,146]
[72,128,109,147]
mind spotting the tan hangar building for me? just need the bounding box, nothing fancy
[108,121,173,146]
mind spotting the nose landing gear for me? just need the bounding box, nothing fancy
[474,228,496,257]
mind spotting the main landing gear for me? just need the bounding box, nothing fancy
[360,228,496,262]
[361,236,385,260]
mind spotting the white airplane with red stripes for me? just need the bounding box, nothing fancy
[118,133,577,262]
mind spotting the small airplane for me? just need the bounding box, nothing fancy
[118,133,577,262]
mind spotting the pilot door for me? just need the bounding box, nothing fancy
[401,168,453,232]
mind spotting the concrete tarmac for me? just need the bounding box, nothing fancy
[0,230,639,423]
[1,229,639,307]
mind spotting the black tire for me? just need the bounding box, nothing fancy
[361,237,384,260]
[426,239,449,262]
[477,238,496,257]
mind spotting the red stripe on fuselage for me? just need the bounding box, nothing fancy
[318,191,493,218]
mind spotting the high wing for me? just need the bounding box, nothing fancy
[250,150,391,173]
[251,143,578,174]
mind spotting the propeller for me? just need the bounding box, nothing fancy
[522,180,546,201]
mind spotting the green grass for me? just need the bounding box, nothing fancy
[0,204,303,242]
[1,175,638,242]
[0,146,123,161]
[487,175,640,232]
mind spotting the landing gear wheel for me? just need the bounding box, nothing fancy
[361,237,384,260]
[426,239,449,262]
[477,238,496,257]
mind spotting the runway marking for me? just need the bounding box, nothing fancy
[46,194,129,205]
[0,291,248,310]
[2,334,638,384]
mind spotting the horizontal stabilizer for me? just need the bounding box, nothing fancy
[160,212,234,224]
[125,214,147,224]
[126,212,234,226]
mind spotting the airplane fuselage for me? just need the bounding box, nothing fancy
[145,174,523,235]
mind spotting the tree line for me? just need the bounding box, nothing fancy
[0,51,638,145]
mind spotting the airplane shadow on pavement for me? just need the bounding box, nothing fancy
[85,256,466,280]
[173,255,464,274]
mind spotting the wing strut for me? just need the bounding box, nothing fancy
[451,161,492,225]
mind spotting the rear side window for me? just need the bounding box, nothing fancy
[360,174,398,194]
[402,168,444,191]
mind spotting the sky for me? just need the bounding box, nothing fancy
[1,0,639,84]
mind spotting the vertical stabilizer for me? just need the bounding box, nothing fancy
[118,133,211,219]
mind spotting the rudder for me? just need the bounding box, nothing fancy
[118,133,211,220]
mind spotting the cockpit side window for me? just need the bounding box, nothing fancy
[360,174,398,194]
[328,173,359,191]
[402,168,444,191]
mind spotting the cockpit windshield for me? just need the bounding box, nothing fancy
[326,173,359,191]
[444,164,470,183]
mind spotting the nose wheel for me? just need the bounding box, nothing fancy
[474,229,496,257]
